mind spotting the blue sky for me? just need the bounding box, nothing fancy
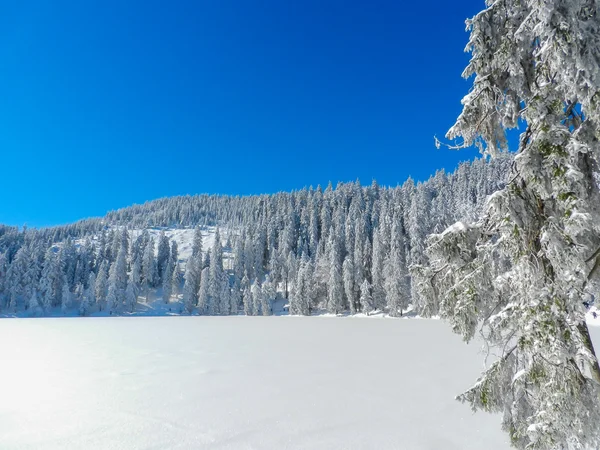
[0,0,485,227]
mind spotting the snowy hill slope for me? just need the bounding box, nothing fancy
[128,226,229,268]
[0,157,515,318]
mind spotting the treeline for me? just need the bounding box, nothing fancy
[0,156,511,316]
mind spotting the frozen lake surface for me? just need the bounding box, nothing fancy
[3,316,590,449]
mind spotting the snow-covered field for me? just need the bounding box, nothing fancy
[0,316,555,450]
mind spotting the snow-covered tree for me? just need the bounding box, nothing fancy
[28,290,42,317]
[290,257,312,316]
[162,262,173,304]
[61,278,71,313]
[95,260,109,310]
[171,261,182,299]
[229,279,240,315]
[106,282,118,314]
[130,254,142,289]
[156,231,170,284]
[39,248,62,311]
[370,228,386,312]
[326,236,344,315]
[384,211,409,317]
[196,267,210,315]
[242,272,253,316]
[251,279,262,316]
[125,278,137,313]
[359,279,373,316]
[80,272,96,316]
[415,1,600,448]
[343,256,357,314]
[107,244,127,312]
[142,236,157,294]
[192,226,203,258]
[208,229,226,315]
[261,275,275,316]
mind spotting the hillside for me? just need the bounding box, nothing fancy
[0,157,513,318]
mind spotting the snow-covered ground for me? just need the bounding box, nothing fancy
[0,316,560,450]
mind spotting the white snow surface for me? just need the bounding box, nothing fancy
[0,316,554,450]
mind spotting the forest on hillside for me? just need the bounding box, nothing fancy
[0,156,511,317]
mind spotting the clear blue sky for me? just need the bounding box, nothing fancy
[0,0,485,227]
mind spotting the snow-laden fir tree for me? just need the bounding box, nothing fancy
[156,230,170,285]
[290,257,312,316]
[125,277,137,313]
[162,260,172,304]
[142,236,157,296]
[242,272,253,316]
[39,247,62,311]
[384,209,409,317]
[251,279,262,316]
[196,266,210,315]
[28,290,42,317]
[218,273,230,315]
[106,282,118,314]
[360,278,373,316]
[414,1,600,448]
[61,278,71,313]
[80,272,96,316]
[261,275,275,316]
[370,227,386,312]
[326,236,344,315]
[171,260,182,300]
[95,260,109,311]
[130,254,142,289]
[182,254,201,312]
[192,226,203,258]
[209,229,227,315]
[229,278,240,315]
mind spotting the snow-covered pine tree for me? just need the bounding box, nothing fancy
[384,209,409,317]
[162,262,172,304]
[251,279,262,316]
[142,236,157,297]
[290,257,312,315]
[191,226,203,258]
[39,247,62,311]
[95,260,109,310]
[415,1,600,448]
[28,290,42,317]
[196,267,210,315]
[370,227,385,312]
[125,277,137,313]
[106,282,118,314]
[208,229,226,315]
[326,236,344,315]
[242,272,253,316]
[130,253,142,288]
[61,278,71,313]
[359,278,373,316]
[343,256,357,314]
[229,278,240,315]
[182,253,200,310]
[156,231,170,285]
[80,271,96,316]
[261,275,275,316]
[171,260,182,299]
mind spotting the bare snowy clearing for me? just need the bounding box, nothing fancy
[0,316,538,450]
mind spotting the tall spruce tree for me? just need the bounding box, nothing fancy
[415,1,600,448]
